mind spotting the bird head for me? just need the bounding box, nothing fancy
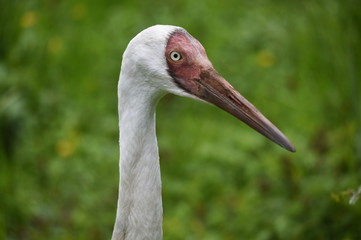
[120,25,295,152]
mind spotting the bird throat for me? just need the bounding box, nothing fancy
[112,88,163,240]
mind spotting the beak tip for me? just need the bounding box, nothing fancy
[288,146,296,153]
[282,142,296,153]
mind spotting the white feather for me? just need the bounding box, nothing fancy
[112,25,193,240]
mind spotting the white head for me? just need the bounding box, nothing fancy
[119,25,190,99]
[119,25,295,152]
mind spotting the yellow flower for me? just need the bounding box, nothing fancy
[71,3,86,20]
[21,11,37,28]
[48,36,63,54]
[56,140,75,158]
[256,50,275,68]
[56,130,80,158]
[330,192,340,202]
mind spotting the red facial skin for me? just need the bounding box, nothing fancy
[164,30,295,152]
[166,30,213,94]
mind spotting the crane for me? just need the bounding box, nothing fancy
[111,25,295,240]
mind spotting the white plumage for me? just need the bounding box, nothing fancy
[112,25,295,240]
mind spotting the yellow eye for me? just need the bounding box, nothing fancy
[170,51,182,61]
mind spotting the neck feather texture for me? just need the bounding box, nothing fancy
[112,77,164,240]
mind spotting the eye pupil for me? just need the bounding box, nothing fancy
[170,51,181,61]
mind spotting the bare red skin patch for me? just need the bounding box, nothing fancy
[164,29,296,152]
[166,30,213,93]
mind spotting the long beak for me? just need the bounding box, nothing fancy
[194,68,295,152]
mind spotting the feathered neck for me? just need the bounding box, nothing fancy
[111,71,164,240]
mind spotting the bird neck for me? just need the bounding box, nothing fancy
[112,80,164,240]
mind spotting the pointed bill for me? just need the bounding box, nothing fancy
[166,29,295,152]
[194,68,295,152]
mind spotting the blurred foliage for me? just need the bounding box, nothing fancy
[1,0,361,239]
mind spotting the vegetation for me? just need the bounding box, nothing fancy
[1,0,360,239]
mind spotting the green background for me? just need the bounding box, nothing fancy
[1,0,360,239]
